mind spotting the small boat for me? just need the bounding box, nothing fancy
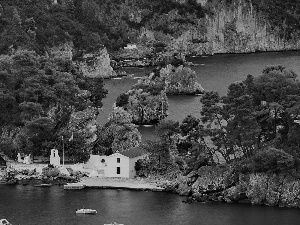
[142,124,153,127]
[76,208,97,214]
[0,219,12,225]
[104,223,124,225]
[34,183,52,187]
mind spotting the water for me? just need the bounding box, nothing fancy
[1,185,300,225]
[98,51,300,139]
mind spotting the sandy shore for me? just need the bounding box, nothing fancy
[78,177,165,191]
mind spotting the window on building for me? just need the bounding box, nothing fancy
[117,167,120,174]
[117,158,120,163]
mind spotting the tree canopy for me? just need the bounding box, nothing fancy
[0,50,107,162]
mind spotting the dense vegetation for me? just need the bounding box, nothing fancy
[0,0,207,54]
[252,0,300,39]
[136,66,300,178]
[0,50,107,162]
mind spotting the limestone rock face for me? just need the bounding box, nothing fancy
[78,48,116,78]
[168,0,300,55]
[191,165,237,194]
[160,64,204,95]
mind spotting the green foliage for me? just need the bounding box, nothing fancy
[42,166,60,177]
[63,132,91,163]
[199,65,300,164]
[94,107,141,155]
[0,50,106,159]
[238,147,296,174]
[116,93,129,108]
[155,120,179,143]
[252,0,300,40]
[0,0,210,53]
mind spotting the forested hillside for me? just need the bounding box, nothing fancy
[1,0,300,56]
[0,0,207,55]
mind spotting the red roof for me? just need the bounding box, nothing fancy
[120,147,147,158]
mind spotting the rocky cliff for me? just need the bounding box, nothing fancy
[162,0,300,55]
[163,165,300,208]
[77,48,116,78]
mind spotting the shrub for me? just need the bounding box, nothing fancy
[42,167,60,177]
[237,147,296,174]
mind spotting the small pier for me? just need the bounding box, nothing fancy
[64,183,86,190]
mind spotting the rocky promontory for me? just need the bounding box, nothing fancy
[77,48,116,78]
[158,165,300,208]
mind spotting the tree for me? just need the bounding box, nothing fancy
[199,66,300,163]
[94,107,141,155]
[200,91,233,163]
[22,117,56,158]
[63,132,90,163]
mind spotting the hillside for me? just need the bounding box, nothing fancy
[1,0,300,56]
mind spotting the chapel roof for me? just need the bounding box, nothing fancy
[119,146,147,158]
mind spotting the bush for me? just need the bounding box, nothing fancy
[237,147,296,174]
[42,167,60,177]
[134,159,149,177]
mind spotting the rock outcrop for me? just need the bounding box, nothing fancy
[160,64,204,95]
[77,48,116,78]
[160,165,300,208]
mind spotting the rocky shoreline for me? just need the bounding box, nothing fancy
[2,162,300,209]
[0,163,84,186]
[157,165,300,208]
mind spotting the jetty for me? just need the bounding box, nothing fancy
[78,177,165,192]
[64,183,86,190]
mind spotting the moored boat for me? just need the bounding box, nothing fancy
[75,208,97,214]
[34,183,52,187]
[104,223,124,225]
[0,219,12,225]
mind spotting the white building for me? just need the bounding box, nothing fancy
[84,147,147,178]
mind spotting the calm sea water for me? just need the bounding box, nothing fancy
[98,51,300,139]
[1,185,300,225]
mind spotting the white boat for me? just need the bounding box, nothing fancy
[76,208,97,214]
[104,223,124,225]
[0,219,12,225]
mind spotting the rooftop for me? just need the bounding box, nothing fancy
[119,147,147,158]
